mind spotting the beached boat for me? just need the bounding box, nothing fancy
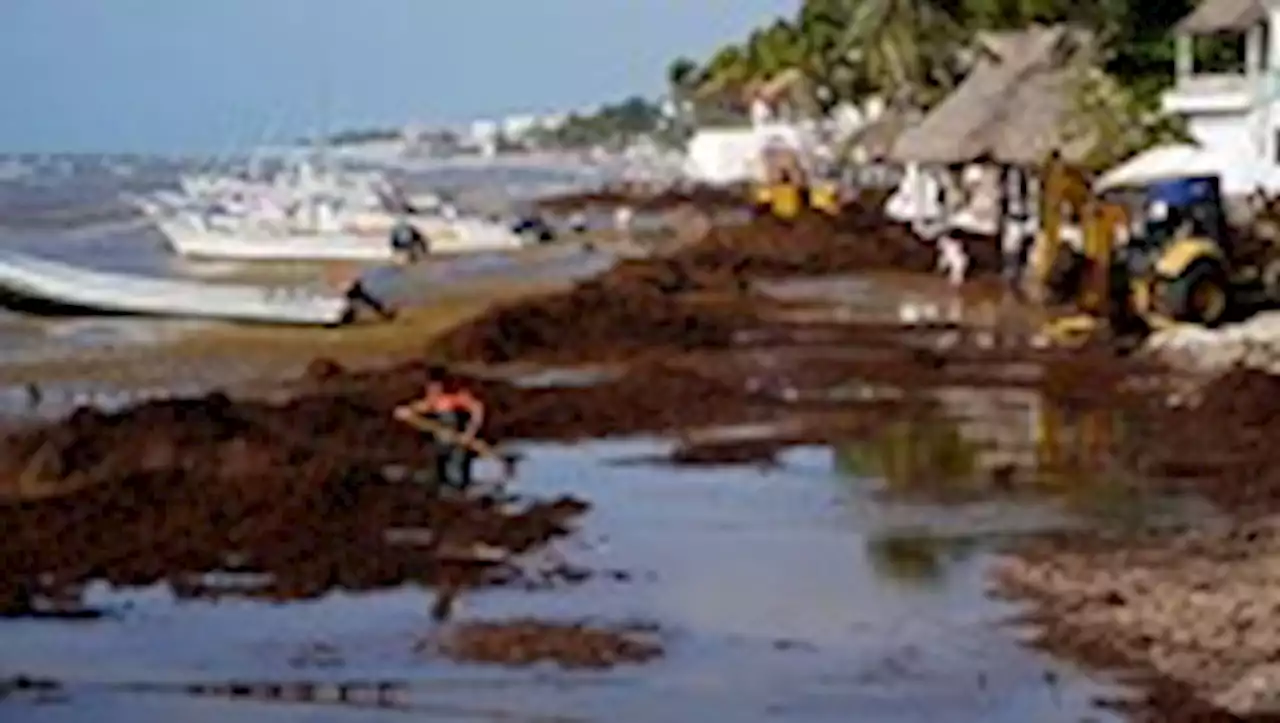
[412,216,531,254]
[0,249,349,325]
[156,211,529,262]
[156,213,401,262]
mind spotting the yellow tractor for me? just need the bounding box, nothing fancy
[1030,154,1276,345]
[751,144,842,220]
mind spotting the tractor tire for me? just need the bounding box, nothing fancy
[1160,257,1230,327]
[1261,257,1280,304]
[1043,247,1086,306]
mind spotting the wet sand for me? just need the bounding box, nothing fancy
[1,201,1275,721]
[0,240,625,394]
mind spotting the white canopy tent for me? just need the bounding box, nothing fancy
[1095,144,1253,193]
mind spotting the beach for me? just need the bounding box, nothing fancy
[3,152,1280,723]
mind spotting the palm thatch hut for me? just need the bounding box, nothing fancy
[845,105,924,162]
[890,24,1097,166]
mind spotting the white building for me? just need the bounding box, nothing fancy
[538,113,568,131]
[1163,0,1280,194]
[468,119,499,143]
[501,114,539,139]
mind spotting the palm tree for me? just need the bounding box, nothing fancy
[792,0,864,110]
[839,0,971,107]
[666,57,700,96]
[665,56,701,131]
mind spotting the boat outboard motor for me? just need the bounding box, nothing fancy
[389,219,428,262]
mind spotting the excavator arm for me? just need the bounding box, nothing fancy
[1031,155,1132,344]
[1031,156,1094,296]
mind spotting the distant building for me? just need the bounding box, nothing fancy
[402,123,426,143]
[539,113,569,130]
[1162,0,1280,193]
[502,114,539,138]
[469,119,499,142]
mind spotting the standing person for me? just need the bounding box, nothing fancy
[614,205,635,239]
[398,366,486,489]
[936,234,969,288]
[999,166,1035,296]
[389,217,428,262]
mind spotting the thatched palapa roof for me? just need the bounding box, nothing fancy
[890,24,1096,166]
[1177,0,1263,34]
[845,106,923,160]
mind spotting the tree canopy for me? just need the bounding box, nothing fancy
[663,0,1221,166]
[525,96,672,150]
[670,0,1206,115]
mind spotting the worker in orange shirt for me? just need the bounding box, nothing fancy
[398,365,486,488]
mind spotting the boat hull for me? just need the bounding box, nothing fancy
[157,217,528,262]
[158,219,399,262]
[0,250,350,325]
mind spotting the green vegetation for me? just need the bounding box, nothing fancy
[318,127,404,146]
[526,96,678,150]
[673,0,1211,108]
[668,0,1221,163]
[835,416,979,488]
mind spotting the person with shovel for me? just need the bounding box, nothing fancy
[395,366,486,489]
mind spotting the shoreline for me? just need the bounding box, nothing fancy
[3,201,1280,720]
[0,277,572,390]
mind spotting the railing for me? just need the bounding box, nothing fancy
[1171,72,1252,96]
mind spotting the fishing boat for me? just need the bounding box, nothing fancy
[156,203,529,262]
[0,249,349,325]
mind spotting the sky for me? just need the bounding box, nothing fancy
[0,0,795,154]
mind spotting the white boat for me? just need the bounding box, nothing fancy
[157,215,401,262]
[157,210,528,262]
[412,216,530,255]
[0,249,349,325]
[138,154,532,262]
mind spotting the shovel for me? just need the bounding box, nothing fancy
[392,406,519,480]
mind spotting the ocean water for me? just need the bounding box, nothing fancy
[0,152,611,362]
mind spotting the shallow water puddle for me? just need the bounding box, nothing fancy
[0,438,1140,723]
[505,366,623,389]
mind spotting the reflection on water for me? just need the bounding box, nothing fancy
[0,440,1129,723]
[836,415,978,490]
[864,531,991,591]
[832,384,1219,549]
[865,533,946,588]
[835,386,1136,496]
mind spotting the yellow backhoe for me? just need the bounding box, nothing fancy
[751,144,842,220]
[1030,154,1257,346]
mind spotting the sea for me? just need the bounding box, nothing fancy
[0,151,617,364]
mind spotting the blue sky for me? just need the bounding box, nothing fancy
[0,0,794,154]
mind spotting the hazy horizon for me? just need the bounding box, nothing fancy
[0,0,794,155]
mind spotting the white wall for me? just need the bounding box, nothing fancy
[682,123,820,184]
[1186,113,1270,194]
